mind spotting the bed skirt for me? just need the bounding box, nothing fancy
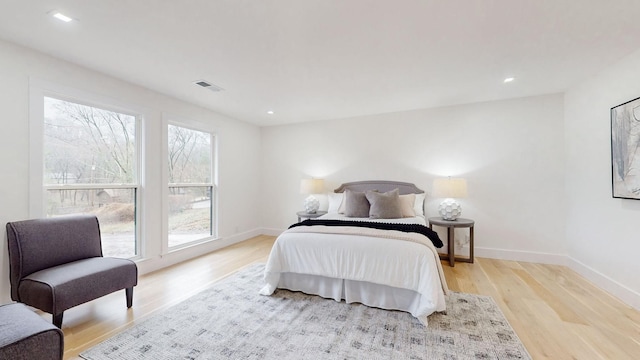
[276,272,433,325]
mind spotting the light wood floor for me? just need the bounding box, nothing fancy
[58,235,640,359]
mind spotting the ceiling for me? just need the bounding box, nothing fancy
[2,0,640,127]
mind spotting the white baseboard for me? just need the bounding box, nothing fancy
[473,246,640,311]
[474,246,569,266]
[136,228,263,275]
[261,228,285,236]
[565,256,640,310]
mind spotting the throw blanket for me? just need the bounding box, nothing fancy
[290,219,443,248]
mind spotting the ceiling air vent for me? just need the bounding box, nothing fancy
[193,80,224,92]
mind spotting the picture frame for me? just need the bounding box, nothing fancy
[611,96,640,199]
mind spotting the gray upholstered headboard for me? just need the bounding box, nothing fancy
[334,180,424,195]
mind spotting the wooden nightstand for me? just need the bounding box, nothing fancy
[297,211,327,222]
[428,217,474,267]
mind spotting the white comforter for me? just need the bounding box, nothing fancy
[260,215,448,325]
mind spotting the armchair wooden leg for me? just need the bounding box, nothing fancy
[53,313,63,328]
[126,287,134,308]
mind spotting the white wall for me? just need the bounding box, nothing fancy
[564,48,640,308]
[261,94,566,261]
[0,39,262,303]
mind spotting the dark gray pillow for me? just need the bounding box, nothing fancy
[366,189,402,219]
[344,189,371,217]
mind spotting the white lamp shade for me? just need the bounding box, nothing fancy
[432,178,468,198]
[300,178,324,194]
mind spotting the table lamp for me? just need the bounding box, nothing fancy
[433,177,467,220]
[300,178,324,213]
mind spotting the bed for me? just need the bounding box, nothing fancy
[260,180,448,326]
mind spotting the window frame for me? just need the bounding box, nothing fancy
[29,79,144,259]
[162,116,219,254]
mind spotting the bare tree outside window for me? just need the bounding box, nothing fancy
[167,124,215,248]
[44,97,139,258]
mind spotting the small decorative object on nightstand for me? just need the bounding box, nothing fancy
[297,211,327,222]
[432,177,468,220]
[428,217,474,267]
[300,178,324,213]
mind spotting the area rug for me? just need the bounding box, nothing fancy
[80,264,531,360]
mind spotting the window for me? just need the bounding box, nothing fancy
[167,123,216,249]
[43,96,140,258]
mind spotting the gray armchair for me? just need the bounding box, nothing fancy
[6,215,138,328]
[0,303,64,360]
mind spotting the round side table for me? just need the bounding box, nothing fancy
[428,217,474,267]
[297,211,327,222]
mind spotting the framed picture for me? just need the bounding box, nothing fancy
[611,96,640,199]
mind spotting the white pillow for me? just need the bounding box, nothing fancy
[338,193,347,214]
[414,193,426,216]
[399,193,416,217]
[327,192,344,214]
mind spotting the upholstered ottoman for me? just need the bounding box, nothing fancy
[0,303,64,360]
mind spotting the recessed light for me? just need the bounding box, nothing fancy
[267,110,274,115]
[504,77,515,83]
[52,12,73,22]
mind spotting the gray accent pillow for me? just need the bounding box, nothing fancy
[366,189,402,219]
[344,189,371,217]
